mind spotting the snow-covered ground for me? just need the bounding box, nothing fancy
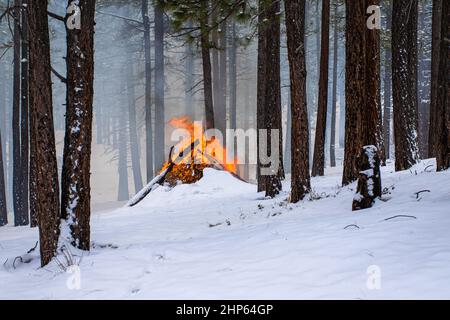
[0,160,449,299]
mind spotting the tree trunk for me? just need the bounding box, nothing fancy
[21,0,30,226]
[0,129,7,226]
[365,0,384,158]
[229,21,237,132]
[382,0,392,160]
[329,1,338,168]
[257,0,267,192]
[263,0,283,198]
[28,0,60,266]
[343,0,366,185]
[200,2,215,130]
[285,0,311,202]
[218,21,228,144]
[61,0,96,251]
[117,82,129,202]
[142,0,154,182]
[428,0,442,158]
[312,0,330,177]
[284,93,292,174]
[13,0,27,226]
[127,63,143,193]
[417,2,430,159]
[154,1,165,171]
[185,22,194,116]
[392,0,420,171]
[435,0,449,171]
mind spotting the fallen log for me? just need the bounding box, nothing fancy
[126,140,200,207]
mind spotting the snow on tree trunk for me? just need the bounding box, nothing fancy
[60,0,96,251]
[352,145,382,211]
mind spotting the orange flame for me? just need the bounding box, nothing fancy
[160,116,237,174]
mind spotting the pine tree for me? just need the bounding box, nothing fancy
[142,0,154,182]
[312,0,330,177]
[60,0,96,250]
[28,0,60,266]
[285,0,311,202]
[260,0,283,198]
[392,0,420,171]
[435,0,449,171]
[154,0,165,171]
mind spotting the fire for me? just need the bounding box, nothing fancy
[159,116,237,185]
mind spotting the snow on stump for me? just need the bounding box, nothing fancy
[352,145,382,211]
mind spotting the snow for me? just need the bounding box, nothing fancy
[0,161,450,299]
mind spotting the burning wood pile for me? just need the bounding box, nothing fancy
[127,117,238,207]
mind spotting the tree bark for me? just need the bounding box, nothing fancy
[28,0,60,266]
[428,0,442,158]
[61,0,96,250]
[263,0,283,198]
[435,0,449,171]
[285,0,311,203]
[392,0,420,171]
[312,0,330,177]
[257,0,267,193]
[142,0,154,182]
[154,1,165,171]
[229,21,237,133]
[343,0,366,185]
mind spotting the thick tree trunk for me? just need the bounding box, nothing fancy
[28,0,60,266]
[263,0,283,198]
[312,0,330,177]
[200,2,215,130]
[142,0,154,182]
[284,93,292,174]
[0,129,7,226]
[21,0,29,226]
[428,0,442,158]
[154,1,165,171]
[417,2,430,159]
[392,0,420,171]
[127,63,143,193]
[343,0,366,185]
[329,1,338,168]
[285,0,311,203]
[61,0,96,250]
[435,0,449,171]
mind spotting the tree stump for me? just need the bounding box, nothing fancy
[352,145,382,211]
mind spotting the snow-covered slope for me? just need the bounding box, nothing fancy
[0,160,449,299]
